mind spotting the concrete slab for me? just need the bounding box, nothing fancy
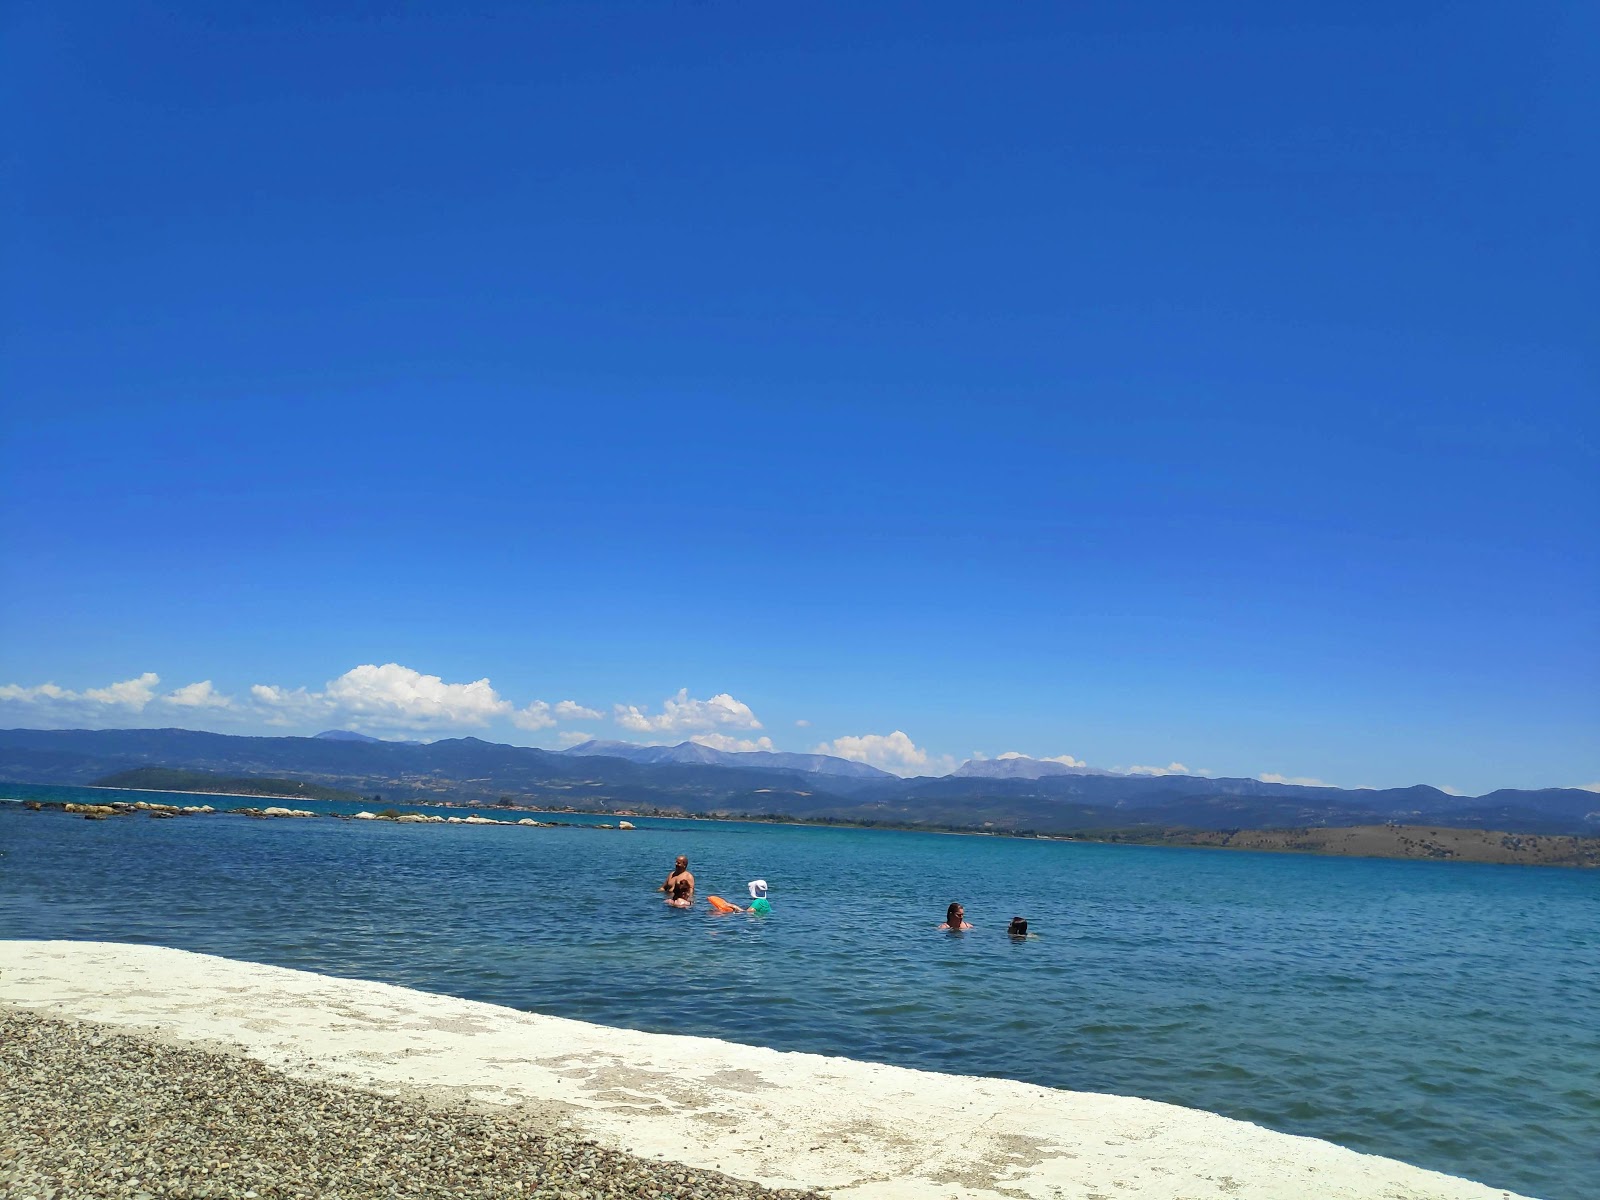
[0,941,1527,1200]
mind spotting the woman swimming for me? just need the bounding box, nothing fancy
[938,902,973,931]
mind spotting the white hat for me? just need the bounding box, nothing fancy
[747,879,768,899]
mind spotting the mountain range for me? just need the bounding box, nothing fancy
[1,726,1594,836]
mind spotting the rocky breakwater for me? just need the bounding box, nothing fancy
[233,806,320,819]
[58,800,216,821]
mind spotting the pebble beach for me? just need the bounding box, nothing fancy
[0,1007,823,1200]
[0,941,1533,1200]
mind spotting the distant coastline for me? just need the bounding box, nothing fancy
[88,767,364,804]
[10,782,1597,868]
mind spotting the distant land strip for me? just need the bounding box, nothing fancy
[1083,823,1600,868]
[14,784,1599,868]
[90,767,364,804]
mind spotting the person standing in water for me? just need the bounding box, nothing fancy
[939,902,973,930]
[666,877,694,908]
[659,855,694,900]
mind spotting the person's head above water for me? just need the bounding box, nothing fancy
[1008,916,1029,937]
[674,855,688,871]
[672,877,692,899]
[947,902,963,926]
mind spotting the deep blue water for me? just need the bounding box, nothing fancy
[2,784,1596,1200]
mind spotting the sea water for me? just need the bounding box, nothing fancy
[1,785,1596,1200]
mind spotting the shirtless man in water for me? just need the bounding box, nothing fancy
[659,855,694,899]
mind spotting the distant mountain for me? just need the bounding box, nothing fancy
[953,756,1105,780]
[562,738,894,779]
[1,727,1593,836]
[315,730,385,743]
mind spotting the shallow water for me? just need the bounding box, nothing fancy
[2,784,1596,1199]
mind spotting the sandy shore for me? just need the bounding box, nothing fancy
[0,941,1529,1200]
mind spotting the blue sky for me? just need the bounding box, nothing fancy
[2,2,1595,792]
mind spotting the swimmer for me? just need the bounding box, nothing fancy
[938,902,973,931]
[1008,916,1030,938]
[666,877,693,908]
[659,855,694,899]
[747,879,771,915]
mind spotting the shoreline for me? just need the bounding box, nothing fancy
[0,940,1530,1200]
[8,784,1597,868]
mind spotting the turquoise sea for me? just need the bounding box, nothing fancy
[2,783,1595,1200]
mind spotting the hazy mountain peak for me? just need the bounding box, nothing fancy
[953,755,1101,780]
[561,737,894,779]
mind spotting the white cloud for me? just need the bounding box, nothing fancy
[84,672,161,707]
[1439,785,1465,797]
[511,702,557,730]
[0,672,161,713]
[1125,762,1192,777]
[554,700,602,720]
[1258,772,1327,787]
[0,681,72,702]
[508,698,604,731]
[320,663,509,729]
[814,730,930,775]
[247,667,605,734]
[794,718,811,728]
[614,689,762,734]
[557,730,596,747]
[691,732,776,753]
[165,680,232,709]
[1579,782,1600,794]
[249,683,330,726]
[250,664,538,733]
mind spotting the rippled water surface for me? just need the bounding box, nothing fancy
[2,785,1596,1199]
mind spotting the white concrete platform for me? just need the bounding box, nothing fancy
[0,941,1528,1200]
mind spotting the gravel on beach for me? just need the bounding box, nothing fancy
[0,1007,829,1200]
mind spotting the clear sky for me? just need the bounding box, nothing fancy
[2,2,1595,793]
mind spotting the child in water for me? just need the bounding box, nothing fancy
[706,881,772,914]
[666,878,693,908]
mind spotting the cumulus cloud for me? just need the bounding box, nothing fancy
[613,689,762,734]
[249,684,331,726]
[554,700,602,720]
[794,718,811,728]
[691,732,776,753]
[511,702,557,730]
[0,672,162,714]
[248,667,604,735]
[84,672,162,707]
[165,680,232,709]
[814,730,930,775]
[1124,762,1192,777]
[321,663,509,729]
[556,730,596,747]
[0,681,74,703]
[1257,772,1327,787]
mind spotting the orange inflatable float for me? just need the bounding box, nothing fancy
[706,895,742,913]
